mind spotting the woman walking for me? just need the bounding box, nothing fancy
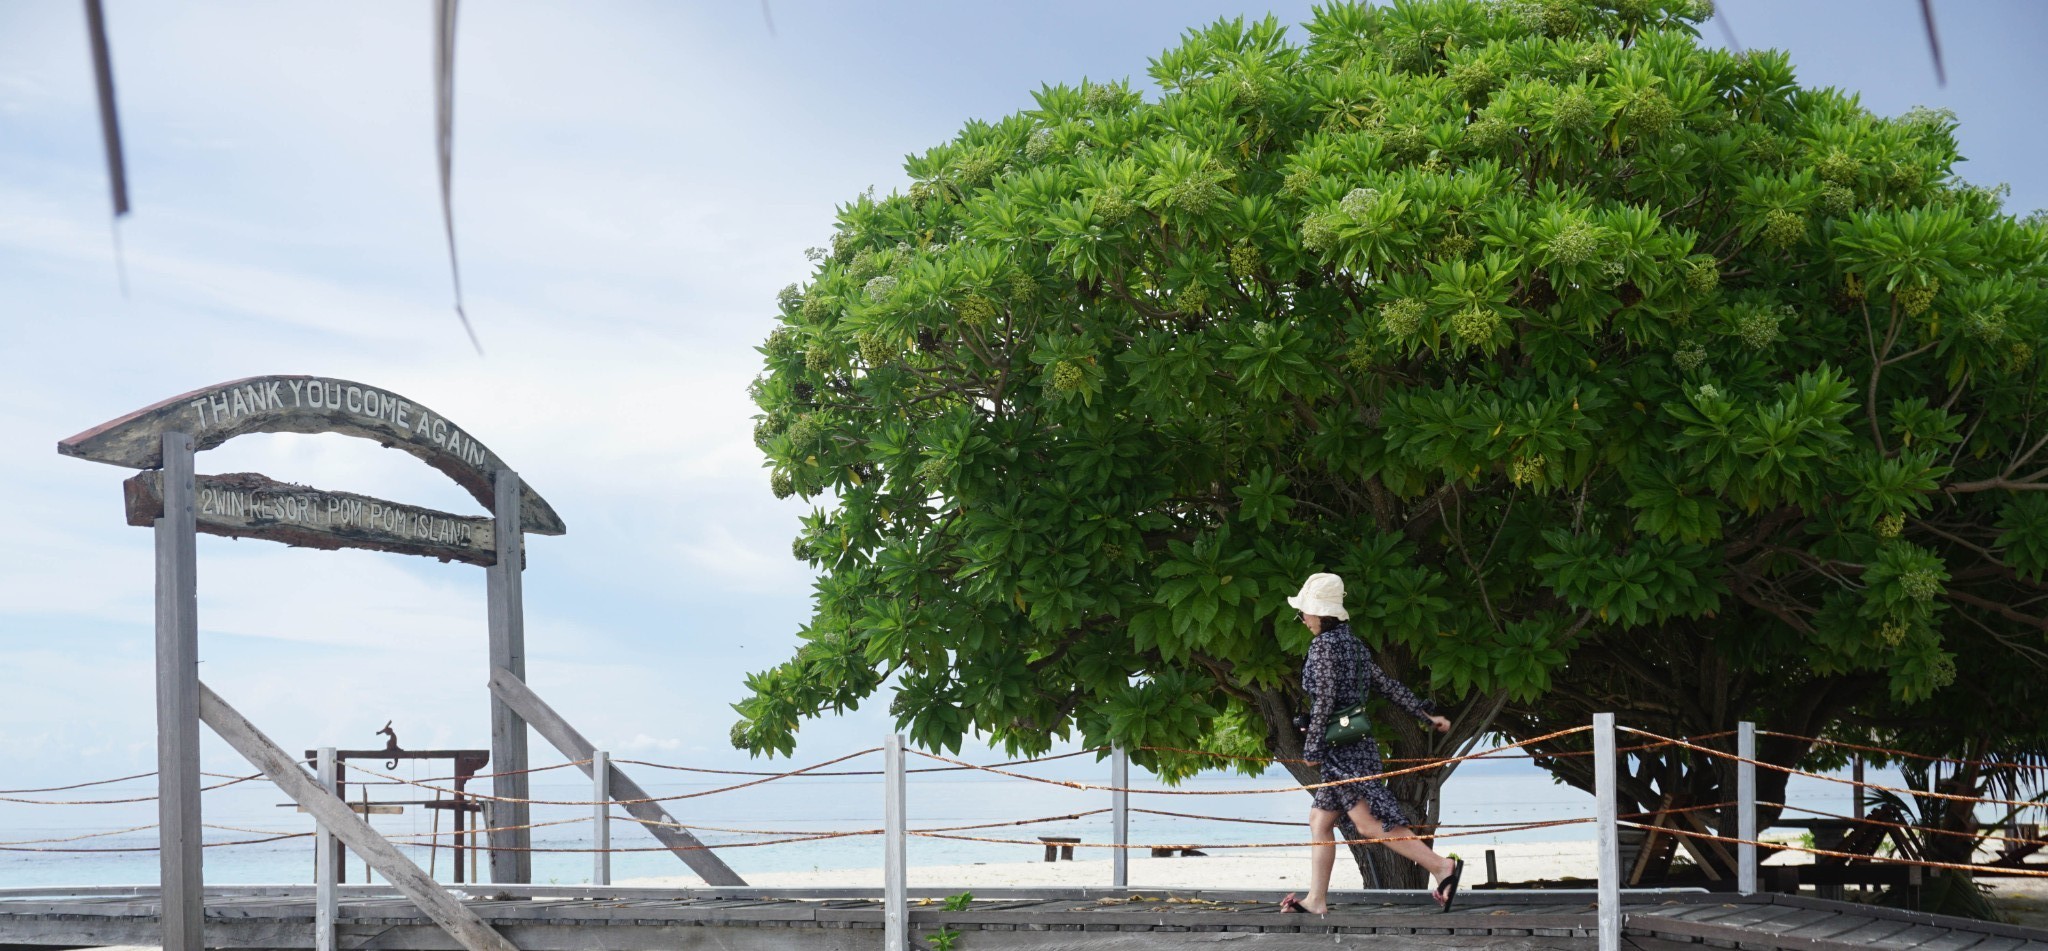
[1280,572,1464,915]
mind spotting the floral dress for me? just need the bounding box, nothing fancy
[1301,622,1437,828]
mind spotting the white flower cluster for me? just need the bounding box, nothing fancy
[1340,187,1382,218]
[865,275,900,301]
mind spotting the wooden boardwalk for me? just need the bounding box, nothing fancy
[3,886,2046,950]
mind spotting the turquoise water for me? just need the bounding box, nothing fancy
[0,752,1902,889]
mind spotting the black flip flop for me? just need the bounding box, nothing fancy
[1278,893,1306,914]
[1434,857,1465,913]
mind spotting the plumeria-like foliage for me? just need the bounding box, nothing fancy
[734,0,2048,798]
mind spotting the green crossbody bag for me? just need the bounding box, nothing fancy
[1323,686,1376,748]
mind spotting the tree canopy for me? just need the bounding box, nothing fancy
[731,0,2048,863]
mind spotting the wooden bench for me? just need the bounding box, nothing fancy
[1038,836,1080,862]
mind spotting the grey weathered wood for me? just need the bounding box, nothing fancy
[1868,924,1968,950]
[486,469,530,886]
[195,681,517,951]
[124,470,498,566]
[59,375,564,535]
[884,734,907,951]
[315,747,337,951]
[1594,712,1618,951]
[593,749,611,887]
[1909,930,1991,951]
[8,890,2047,951]
[1111,746,1128,888]
[487,668,745,884]
[1739,721,1758,896]
[154,431,202,951]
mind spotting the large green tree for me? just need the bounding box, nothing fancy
[733,0,2048,886]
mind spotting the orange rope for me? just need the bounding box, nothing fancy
[910,726,1593,796]
[0,772,261,805]
[1619,820,2048,879]
[1620,728,2048,811]
[0,833,309,853]
[617,747,1103,777]
[1136,734,1709,767]
[486,831,879,853]
[0,772,158,794]
[342,747,883,806]
[0,824,155,846]
[910,816,1596,851]
[352,760,588,785]
[615,809,1113,838]
[1766,801,2048,850]
[1760,732,2048,772]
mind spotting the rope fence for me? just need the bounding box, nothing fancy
[13,720,2045,904]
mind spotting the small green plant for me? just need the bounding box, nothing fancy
[924,891,974,949]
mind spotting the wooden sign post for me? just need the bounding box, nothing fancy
[59,376,744,951]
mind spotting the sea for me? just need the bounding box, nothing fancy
[0,749,1916,889]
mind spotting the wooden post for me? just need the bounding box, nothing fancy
[1738,721,1757,896]
[155,431,202,951]
[486,469,530,885]
[315,747,337,951]
[198,682,517,951]
[884,734,907,951]
[1853,755,1866,820]
[1594,712,1619,951]
[592,750,610,887]
[1111,745,1128,889]
[488,669,745,884]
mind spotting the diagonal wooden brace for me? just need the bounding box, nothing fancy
[197,682,516,951]
[488,669,746,886]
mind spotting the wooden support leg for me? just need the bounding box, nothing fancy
[486,469,530,885]
[154,431,202,951]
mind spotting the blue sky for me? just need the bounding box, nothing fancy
[2,0,2043,798]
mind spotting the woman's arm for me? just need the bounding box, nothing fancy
[1360,650,1436,725]
[1302,636,1338,763]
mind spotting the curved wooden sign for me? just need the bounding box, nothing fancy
[59,375,563,535]
[125,471,501,567]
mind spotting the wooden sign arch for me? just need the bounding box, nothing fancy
[59,374,565,535]
[58,376,739,951]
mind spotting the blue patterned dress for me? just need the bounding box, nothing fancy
[1301,623,1437,828]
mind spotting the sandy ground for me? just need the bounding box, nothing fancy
[623,837,2048,927]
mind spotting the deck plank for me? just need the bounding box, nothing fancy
[1866,924,1970,950]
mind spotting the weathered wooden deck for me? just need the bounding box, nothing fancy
[3,886,2045,950]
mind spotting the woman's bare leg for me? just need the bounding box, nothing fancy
[1346,803,1455,883]
[1302,808,1340,913]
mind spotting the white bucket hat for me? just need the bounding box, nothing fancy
[1286,572,1349,621]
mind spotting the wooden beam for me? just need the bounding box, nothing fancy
[58,375,564,535]
[486,470,530,886]
[125,471,498,566]
[196,682,517,951]
[314,747,336,951]
[155,432,201,951]
[488,668,746,885]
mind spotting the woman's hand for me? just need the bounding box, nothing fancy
[1428,715,1451,734]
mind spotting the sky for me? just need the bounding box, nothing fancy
[1,1,2043,798]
